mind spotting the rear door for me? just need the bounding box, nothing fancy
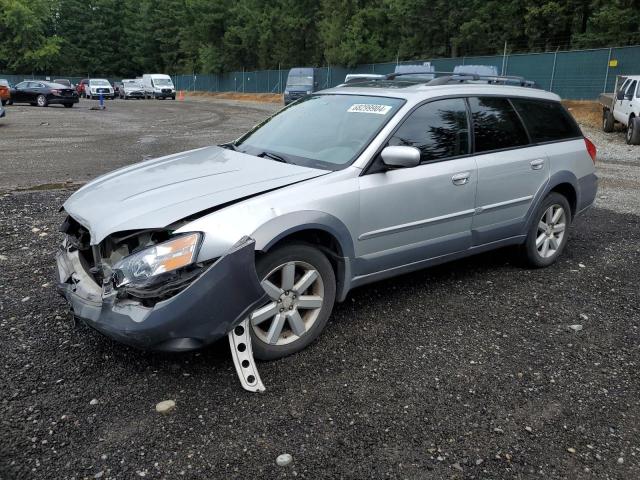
[470,96,549,245]
[357,98,477,275]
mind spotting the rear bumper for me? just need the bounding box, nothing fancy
[577,172,598,215]
[49,96,79,104]
[56,236,267,352]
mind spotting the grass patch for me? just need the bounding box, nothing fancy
[185,91,282,104]
[563,100,602,129]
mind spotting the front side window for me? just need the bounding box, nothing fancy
[511,98,582,143]
[469,97,529,153]
[626,80,637,98]
[235,94,404,170]
[388,98,470,162]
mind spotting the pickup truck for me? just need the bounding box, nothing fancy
[599,75,640,145]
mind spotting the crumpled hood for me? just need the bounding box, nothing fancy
[63,146,327,244]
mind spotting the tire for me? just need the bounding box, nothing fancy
[249,243,336,360]
[1,99,6,106]
[171,96,175,100]
[520,192,572,268]
[626,117,640,145]
[602,109,614,133]
[63,103,73,108]
[36,95,48,107]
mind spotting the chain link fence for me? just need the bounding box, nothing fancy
[3,45,639,100]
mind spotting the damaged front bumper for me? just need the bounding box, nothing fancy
[56,236,267,352]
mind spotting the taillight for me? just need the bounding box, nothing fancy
[584,137,596,163]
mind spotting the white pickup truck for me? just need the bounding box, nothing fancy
[599,75,640,145]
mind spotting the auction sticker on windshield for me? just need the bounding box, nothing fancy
[347,104,392,115]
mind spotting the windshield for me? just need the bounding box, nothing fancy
[91,80,110,86]
[124,80,142,87]
[235,94,404,170]
[153,78,173,86]
[286,74,313,87]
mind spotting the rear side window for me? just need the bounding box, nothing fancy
[511,98,582,143]
[388,98,470,162]
[468,97,529,153]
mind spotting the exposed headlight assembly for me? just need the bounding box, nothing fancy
[113,233,201,288]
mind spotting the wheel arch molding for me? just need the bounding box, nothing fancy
[252,211,355,259]
[251,211,355,303]
[523,171,579,235]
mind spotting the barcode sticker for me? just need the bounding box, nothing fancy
[347,104,392,115]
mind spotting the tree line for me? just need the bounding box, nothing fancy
[1,0,639,77]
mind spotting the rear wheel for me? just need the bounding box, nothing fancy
[626,117,640,145]
[520,192,571,268]
[36,95,48,107]
[1,99,6,106]
[602,109,614,132]
[249,243,336,360]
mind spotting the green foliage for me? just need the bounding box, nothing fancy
[0,0,639,75]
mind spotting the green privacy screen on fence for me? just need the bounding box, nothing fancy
[3,45,639,100]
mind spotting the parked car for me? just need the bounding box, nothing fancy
[0,79,10,106]
[86,79,115,100]
[599,75,640,144]
[76,79,89,97]
[119,79,145,99]
[9,80,79,107]
[57,77,597,373]
[54,79,73,88]
[283,67,317,105]
[142,74,175,99]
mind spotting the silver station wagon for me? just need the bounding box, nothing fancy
[57,73,597,389]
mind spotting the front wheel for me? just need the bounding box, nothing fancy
[249,244,336,360]
[1,99,6,106]
[520,192,571,268]
[37,95,48,107]
[626,117,640,145]
[63,103,73,108]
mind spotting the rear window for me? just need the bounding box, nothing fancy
[468,97,529,153]
[511,98,582,143]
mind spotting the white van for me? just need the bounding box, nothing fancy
[142,74,175,100]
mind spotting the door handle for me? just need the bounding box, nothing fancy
[451,172,470,186]
[530,159,545,170]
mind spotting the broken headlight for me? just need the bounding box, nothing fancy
[112,233,201,288]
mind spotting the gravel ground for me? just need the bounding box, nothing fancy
[0,98,278,190]
[1,99,639,479]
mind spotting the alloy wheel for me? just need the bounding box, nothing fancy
[536,204,567,258]
[628,121,634,142]
[250,261,324,346]
[37,95,46,107]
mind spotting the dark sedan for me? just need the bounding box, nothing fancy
[10,81,79,108]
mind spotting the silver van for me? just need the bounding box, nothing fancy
[57,74,597,364]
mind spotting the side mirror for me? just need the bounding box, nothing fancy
[616,90,625,100]
[381,146,421,169]
[314,81,318,87]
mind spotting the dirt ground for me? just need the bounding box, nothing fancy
[1,97,639,480]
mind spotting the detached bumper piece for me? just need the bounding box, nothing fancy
[228,318,265,392]
[56,236,267,353]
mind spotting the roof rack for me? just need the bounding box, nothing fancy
[383,71,538,88]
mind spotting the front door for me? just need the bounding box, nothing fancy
[614,79,636,123]
[357,98,477,276]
